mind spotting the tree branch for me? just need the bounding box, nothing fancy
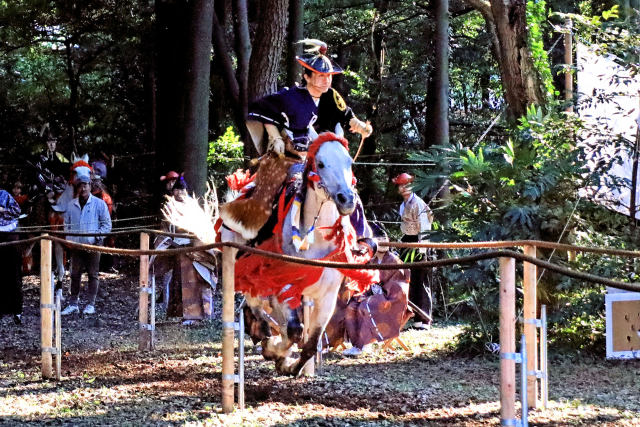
[463,0,492,22]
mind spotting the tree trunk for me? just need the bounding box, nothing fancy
[425,0,450,148]
[489,0,546,119]
[286,0,303,88]
[248,0,289,101]
[359,1,389,205]
[64,39,79,154]
[180,0,214,197]
[155,0,189,176]
[234,0,251,120]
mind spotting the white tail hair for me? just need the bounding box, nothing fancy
[162,181,219,244]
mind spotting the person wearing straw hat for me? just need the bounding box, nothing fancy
[61,168,112,316]
[222,39,372,240]
[392,172,434,329]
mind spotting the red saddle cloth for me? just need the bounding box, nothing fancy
[234,190,380,309]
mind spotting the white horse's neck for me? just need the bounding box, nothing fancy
[303,182,342,251]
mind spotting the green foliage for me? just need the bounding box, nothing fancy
[207,125,243,184]
[412,103,594,352]
[526,0,555,95]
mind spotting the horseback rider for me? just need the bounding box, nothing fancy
[221,39,372,240]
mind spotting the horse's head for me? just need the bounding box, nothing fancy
[307,133,356,216]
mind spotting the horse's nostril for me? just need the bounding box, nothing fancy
[337,193,347,204]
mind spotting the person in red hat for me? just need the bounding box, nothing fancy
[160,171,181,196]
[392,172,434,329]
[222,39,372,240]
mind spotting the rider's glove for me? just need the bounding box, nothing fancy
[349,117,373,138]
[267,135,285,155]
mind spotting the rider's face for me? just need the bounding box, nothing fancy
[304,72,332,97]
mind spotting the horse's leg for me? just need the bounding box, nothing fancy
[53,241,66,287]
[243,295,274,347]
[260,297,299,365]
[278,270,343,376]
[22,241,35,275]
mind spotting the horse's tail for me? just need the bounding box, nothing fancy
[163,182,219,244]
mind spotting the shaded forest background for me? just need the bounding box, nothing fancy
[0,0,639,354]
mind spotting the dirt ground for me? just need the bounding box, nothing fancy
[1,272,639,426]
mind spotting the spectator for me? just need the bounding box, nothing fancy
[61,169,112,315]
[323,223,412,356]
[171,177,189,202]
[160,171,180,197]
[392,172,434,329]
[11,181,28,207]
[91,175,115,272]
[0,188,23,324]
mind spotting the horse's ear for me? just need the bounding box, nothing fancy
[81,154,89,163]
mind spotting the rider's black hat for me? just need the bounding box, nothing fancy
[296,39,343,75]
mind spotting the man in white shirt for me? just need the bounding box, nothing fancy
[61,169,112,315]
[392,173,434,329]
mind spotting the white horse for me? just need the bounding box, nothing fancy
[166,133,376,376]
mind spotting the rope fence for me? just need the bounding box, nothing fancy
[4,230,639,291]
[27,227,640,421]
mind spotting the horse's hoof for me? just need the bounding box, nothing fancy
[275,357,299,376]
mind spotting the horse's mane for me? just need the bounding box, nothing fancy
[306,132,349,164]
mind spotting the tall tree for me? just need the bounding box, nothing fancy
[181,0,214,196]
[247,0,289,100]
[212,0,290,156]
[286,0,303,88]
[155,0,189,178]
[465,0,547,119]
[425,0,450,147]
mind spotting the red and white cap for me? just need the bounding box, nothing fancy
[160,171,180,181]
[391,173,414,185]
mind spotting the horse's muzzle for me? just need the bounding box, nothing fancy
[335,191,356,216]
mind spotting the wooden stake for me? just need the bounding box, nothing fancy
[499,257,516,424]
[40,235,53,379]
[523,245,538,408]
[55,289,62,380]
[222,246,237,413]
[138,233,151,350]
[302,296,314,376]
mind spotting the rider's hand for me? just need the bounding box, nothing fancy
[268,135,285,156]
[349,117,373,138]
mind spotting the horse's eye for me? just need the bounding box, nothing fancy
[318,161,325,169]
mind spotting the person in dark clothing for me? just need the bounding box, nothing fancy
[0,189,23,324]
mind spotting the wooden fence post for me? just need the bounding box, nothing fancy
[139,233,152,350]
[40,234,53,379]
[222,245,237,413]
[302,296,314,376]
[499,257,516,424]
[523,245,538,408]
